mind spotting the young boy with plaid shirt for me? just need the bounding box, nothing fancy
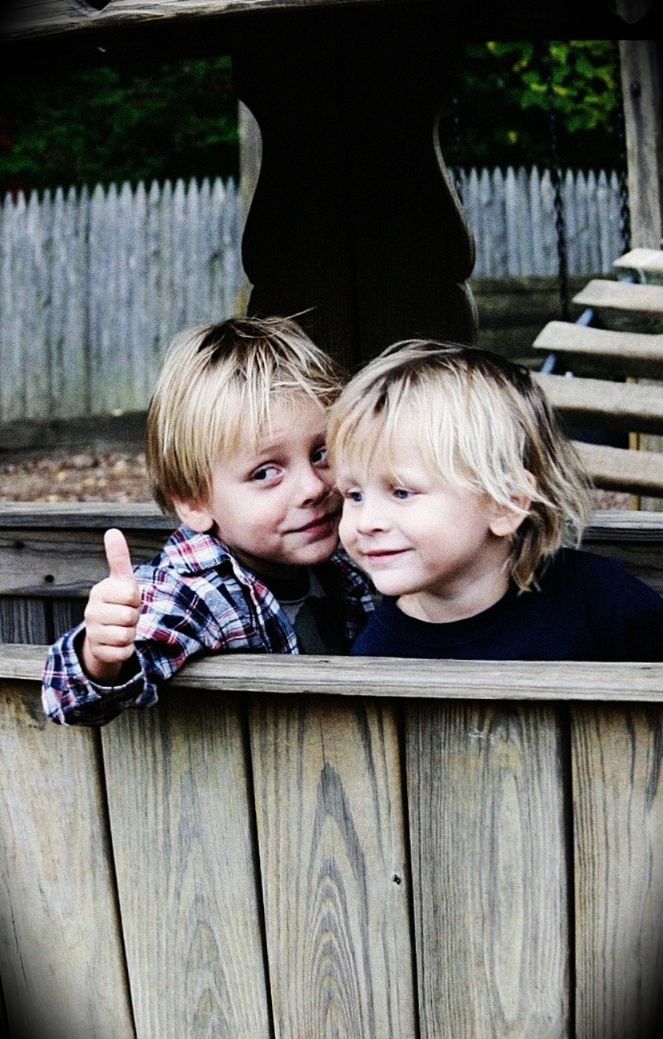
[42,316,375,725]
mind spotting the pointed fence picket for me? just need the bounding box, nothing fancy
[0,168,625,424]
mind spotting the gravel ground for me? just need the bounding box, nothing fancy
[0,450,152,503]
[0,447,634,510]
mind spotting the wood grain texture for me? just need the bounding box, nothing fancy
[572,705,663,1038]
[249,697,415,1038]
[573,279,663,317]
[0,527,166,595]
[1,0,396,41]
[101,689,271,1039]
[574,441,663,497]
[0,679,135,1039]
[535,372,663,434]
[533,321,663,379]
[4,646,663,701]
[614,248,663,279]
[407,701,568,1038]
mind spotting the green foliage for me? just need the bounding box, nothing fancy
[439,40,620,171]
[0,57,239,196]
[0,41,621,196]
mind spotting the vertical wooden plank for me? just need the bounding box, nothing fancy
[407,701,569,1039]
[572,704,663,1039]
[619,40,663,251]
[102,690,271,1039]
[250,697,416,1039]
[0,678,135,1039]
[0,598,49,644]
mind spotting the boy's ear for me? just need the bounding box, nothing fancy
[172,498,215,534]
[489,471,534,539]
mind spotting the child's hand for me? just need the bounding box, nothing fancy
[81,528,141,684]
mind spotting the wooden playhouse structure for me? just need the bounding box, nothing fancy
[1,3,663,1038]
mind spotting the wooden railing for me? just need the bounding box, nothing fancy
[1,648,663,1039]
[1,506,663,1038]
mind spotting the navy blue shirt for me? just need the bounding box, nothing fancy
[351,549,663,661]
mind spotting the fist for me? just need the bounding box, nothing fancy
[82,528,141,683]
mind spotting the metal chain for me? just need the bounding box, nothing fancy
[450,93,464,205]
[612,40,632,255]
[545,41,570,321]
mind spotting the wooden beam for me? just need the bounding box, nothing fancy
[613,248,663,281]
[0,0,400,42]
[619,40,663,250]
[533,321,663,377]
[3,643,663,700]
[534,372,663,434]
[572,279,663,316]
[574,441,663,497]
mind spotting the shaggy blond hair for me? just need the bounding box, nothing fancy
[327,340,591,591]
[147,316,344,512]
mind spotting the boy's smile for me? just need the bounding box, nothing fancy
[176,396,341,581]
[337,432,523,623]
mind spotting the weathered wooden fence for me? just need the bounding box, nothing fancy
[0,505,662,1039]
[0,178,245,425]
[0,168,625,426]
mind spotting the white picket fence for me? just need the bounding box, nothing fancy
[0,177,245,424]
[458,166,625,278]
[0,167,625,424]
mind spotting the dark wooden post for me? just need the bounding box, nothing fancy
[619,39,663,249]
[234,6,476,368]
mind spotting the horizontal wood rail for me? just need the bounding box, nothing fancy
[533,322,663,378]
[614,247,663,281]
[2,649,662,1038]
[535,371,663,433]
[4,642,663,701]
[572,278,663,316]
[575,442,663,496]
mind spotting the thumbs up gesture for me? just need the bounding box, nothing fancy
[82,529,141,684]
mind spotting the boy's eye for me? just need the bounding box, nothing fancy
[251,464,281,483]
[342,489,364,504]
[393,487,413,500]
[311,444,329,467]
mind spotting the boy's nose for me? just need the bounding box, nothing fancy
[298,464,332,506]
[354,500,388,534]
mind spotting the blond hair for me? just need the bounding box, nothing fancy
[327,340,591,591]
[147,316,344,512]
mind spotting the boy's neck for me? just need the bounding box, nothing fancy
[397,565,511,625]
[233,547,311,600]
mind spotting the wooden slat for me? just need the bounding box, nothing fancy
[0,501,169,528]
[574,441,663,497]
[533,321,663,377]
[534,372,663,434]
[0,679,135,1039]
[1,0,396,41]
[249,697,415,1038]
[613,248,663,279]
[101,690,272,1038]
[0,526,165,595]
[407,701,568,1038]
[6,644,663,701]
[572,279,663,317]
[572,705,663,1038]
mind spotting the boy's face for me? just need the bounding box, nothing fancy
[336,430,523,618]
[177,396,341,579]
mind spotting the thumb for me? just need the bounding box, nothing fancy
[104,528,135,581]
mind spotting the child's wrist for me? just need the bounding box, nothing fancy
[81,635,124,685]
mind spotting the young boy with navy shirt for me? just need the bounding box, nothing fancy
[42,316,375,725]
[327,339,663,661]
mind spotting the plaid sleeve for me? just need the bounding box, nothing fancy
[41,566,232,727]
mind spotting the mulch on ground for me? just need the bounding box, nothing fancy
[0,450,152,503]
[0,447,633,510]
